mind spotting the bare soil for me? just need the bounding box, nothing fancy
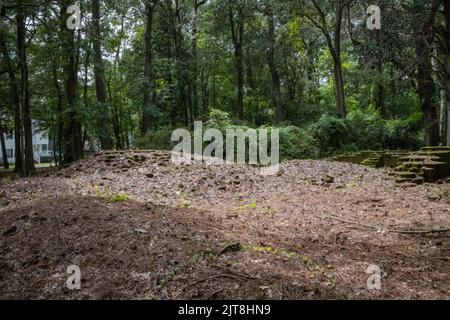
[0,151,449,300]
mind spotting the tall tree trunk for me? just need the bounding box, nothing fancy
[61,1,83,163]
[107,80,123,149]
[192,0,206,120]
[109,17,124,150]
[245,46,255,91]
[236,45,244,120]
[229,5,244,120]
[415,2,439,146]
[266,7,283,123]
[0,126,9,169]
[306,0,348,118]
[440,88,446,141]
[52,63,64,167]
[141,0,158,134]
[91,0,113,150]
[200,68,209,117]
[376,65,386,118]
[445,0,450,146]
[16,3,35,175]
[0,9,23,175]
[83,46,90,154]
[332,4,346,120]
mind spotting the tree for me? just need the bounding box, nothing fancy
[16,0,35,175]
[409,0,440,146]
[265,1,284,123]
[0,5,23,174]
[443,0,450,146]
[228,0,246,120]
[192,0,207,120]
[91,0,113,149]
[302,0,354,119]
[0,116,9,169]
[60,1,83,163]
[141,0,158,134]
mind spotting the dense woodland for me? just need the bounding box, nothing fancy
[1,0,450,176]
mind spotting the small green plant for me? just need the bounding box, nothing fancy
[92,185,129,203]
[234,203,258,212]
[196,248,217,262]
[111,193,129,203]
[302,255,310,265]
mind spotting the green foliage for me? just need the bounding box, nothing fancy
[308,115,350,154]
[93,186,130,203]
[135,127,176,151]
[384,112,424,150]
[134,107,425,161]
[1,0,440,169]
[345,109,385,151]
[207,109,233,127]
[278,126,319,160]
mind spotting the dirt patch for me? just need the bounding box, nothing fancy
[0,151,449,299]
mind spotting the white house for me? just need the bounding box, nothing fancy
[0,120,54,164]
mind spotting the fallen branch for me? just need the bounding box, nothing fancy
[322,214,378,230]
[212,265,258,280]
[322,213,450,235]
[173,274,242,299]
[390,228,450,235]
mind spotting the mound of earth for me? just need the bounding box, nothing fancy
[0,150,449,299]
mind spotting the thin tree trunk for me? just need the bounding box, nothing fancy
[415,2,439,146]
[141,0,157,134]
[445,0,450,146]
[0,10,23,175]
[229,5,244,120]
[332,56,346,118]
[266,7,283,123]
[16,3,35,175]
[376,65,386,118]
[306,0,348,118]
[52,63,63,166]
[245,46,255,91]
[110,17,124,149]
[332,4,346,120]
[440,88,446,141]
[91,0,113,150]
[60,1,83,163]
[0,126,9,169]
[415,35,439,146]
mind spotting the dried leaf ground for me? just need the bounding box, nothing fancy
[0,151,449,299]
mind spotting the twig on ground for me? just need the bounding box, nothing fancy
[173,274,242,299]
[322,214,378,230]
[212,264,258,280]
[207,289,223,300]
[390,228,450,235]
[322,213,450,235]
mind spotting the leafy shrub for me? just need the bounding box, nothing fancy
[206,109,232,127]
[135,126,176,151]
[346,109,385,150]
[384,112,423,150]
[308,114,350,154]
[278,126,319,160]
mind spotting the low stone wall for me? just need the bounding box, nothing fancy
[333,147,450,185]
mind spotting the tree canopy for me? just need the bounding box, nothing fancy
[1,0,450,174]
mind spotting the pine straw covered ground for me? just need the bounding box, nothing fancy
[0,150,449,300]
